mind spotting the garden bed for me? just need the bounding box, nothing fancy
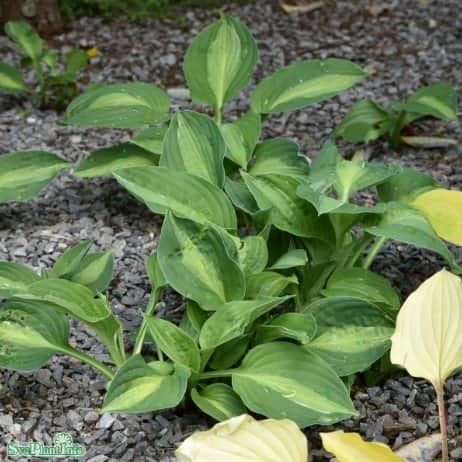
[0,0,461,460]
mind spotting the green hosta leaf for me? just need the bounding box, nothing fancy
[114,167,236,228]
[363,203,461,272]
[191,384,246,422]
[308,139,340,191]
[0,151,70,202]
[232,342,357,427]
[304,297,395,376]
[246,271,297,299]
[131,127,167,154]
[335,100,390,142]
[269,249,308,270]
[238,235,268,276]
[334,158,401,202]
[65,49,88,74]
[221,111,261,168]
[0,262,40,297]
[179,301,208,342]
[300,262,336,304]
[158,214,245,310]
[0,301,69,371]
[0,63,28,94]
[160,111,225,187]
[249,138,309,179]
[251,59,367,114]
[404,83,457,120]
[184,14,258,111]
[65,83,170,128]
[242,172,334,241]
[322,268,400,312]
[208,334,250,370]
[224,177,259,215]
[146,316,201,372]
[42,50,58,73]
[50,240,93,278]
[74,143,158,178]
[256,312,317,344]
[5,21,42,61]
[199,296,290,349]
[70,251,114,294]
[102,355,190,413]
[296,182,386,215]
[12,279,110,323]
[377,168,440,203]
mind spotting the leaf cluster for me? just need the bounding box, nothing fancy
[0,21,90,109]
[335,83,458,148]
[0,14,461,427]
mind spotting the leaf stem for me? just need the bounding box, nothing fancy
[347,234,374,268]
[389,110,406,148]
[215,105,223,124]
[436,383,449,462]
[195,369,235,381]
[362,236,387,270]
[60,345,114,379]
[133,295,157,356]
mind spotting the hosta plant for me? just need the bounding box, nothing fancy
[335,83,458,148]
[0,14,461,428]
[0,21,91,108]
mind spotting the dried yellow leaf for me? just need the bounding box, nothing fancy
[390,269,462,386]
[412,188,462,246]
[176,414,307,462]
[321,431,405,461]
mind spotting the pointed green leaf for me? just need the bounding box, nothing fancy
[377,168,440,203]
[158,214,245,310]
[199,297,290,349]
[5,21,42,61]
[256,312,317,344]
[12,279,110,323]
[70,251,114,294]
[65,83,170,128]
[74,143,158,178]
[249,138,309,179]
[50,240,93,278]
[191,384,246,422]
[208,334,251,370]
[363,203,461,272]
[221,111,261,168]
[0,63,28,94]
[131,127,167,154]
[146,252,167,297]
[0,151,69,202]
[0,262,39,297]
[304,297,395,376]
[184,14,258,110]
[246,271,298,299]
[269,249,308,270]
[102,355,190,413]
[160,111,225,187]
[238,235,268,276]
[404,83,457,120]
[146,316,201,372]
[224,177,259,215]
[322,268,400,311]
[335,99,390,142]
[308,139,340,191]
[251,59,367,114]
[232,342,357,427]
[0,301,69,371]
[242,172,334,240]
[114,167,236,228]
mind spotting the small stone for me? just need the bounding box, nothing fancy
[451,447,462,459]
[87,456,108,462]
[96,413,115,429]
[84,411,100,423]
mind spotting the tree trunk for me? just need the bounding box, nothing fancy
[0,0,63,36]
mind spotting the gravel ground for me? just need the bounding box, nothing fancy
[0,0,461,460]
